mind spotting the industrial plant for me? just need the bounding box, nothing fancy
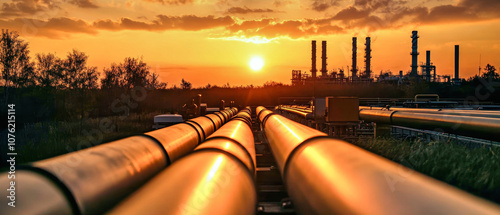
[291,30,461,85]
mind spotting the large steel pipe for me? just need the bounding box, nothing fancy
[109,112,256,215]
[279,106,313,120]
[258,106,500,215]
[360,106,500,118]
[359,109,500,141]
[0,112,230,215]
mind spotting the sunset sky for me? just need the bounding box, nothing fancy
[2,0,500,87]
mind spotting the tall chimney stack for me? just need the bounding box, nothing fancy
[454,45,460,84]
[311,40,317,79]
[351,37,358,79]
[321,41,327,77]
[364,37,371,78]
[426,50,431,81]
[411,31,419,77]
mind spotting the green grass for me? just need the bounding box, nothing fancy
[12,112,160,165]
[352,138,500,204]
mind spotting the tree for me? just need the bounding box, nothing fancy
[122,57,149,88]
[36,53,63,88]
[62,49,98,89]
[0,29,34,87]
[146,72,167,90]
[101,63,125,89]
[181,78,192,90]
[482,64,499,80]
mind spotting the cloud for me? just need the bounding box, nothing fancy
[225,7,275,14]
[68,0,98,8]
[0,17,97,38]
[226,18,344,39]
[311,0,341,12]
[0,0,60,17]
[93,15,235,31]
[143,0,194,5]
[332,6,370,20]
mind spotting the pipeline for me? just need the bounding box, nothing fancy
[278,106,313,120]
[258,106,500,214]
[359,109,500,141]
[360,106,500,119]
[0,109,237,215]
[109,110,256,215]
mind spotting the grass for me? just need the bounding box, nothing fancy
[351,138,500,204]
[2,112,160,166]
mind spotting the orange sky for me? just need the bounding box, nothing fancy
[2,0,500,87]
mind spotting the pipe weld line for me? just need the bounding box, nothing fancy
[186,120,206,141]
[204,136,256,174]
[138,134,172,165]
[281,136,330,183]
[19,166,81,215]
[389,110,398,125]
[181,122,203,145]
[201,115,217,130]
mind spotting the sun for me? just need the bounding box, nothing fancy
[249,57,264,71]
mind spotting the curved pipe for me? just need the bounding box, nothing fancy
[259,107,500,215]
[359,109,500,141]
[109,112,256,215]
[0,113,229,215]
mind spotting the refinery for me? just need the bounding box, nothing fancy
[291,30,460,86]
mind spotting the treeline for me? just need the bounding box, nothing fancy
[1,29,166,90]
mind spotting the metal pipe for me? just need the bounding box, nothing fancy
[0,113,229,215]
[279,106,313,120]
[359,106,500,118]
[109,112,257,215]
[203,114,223,130]
[359,109,500,141]
[257,106,500,214]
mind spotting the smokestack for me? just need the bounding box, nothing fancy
[426,50,431,81]
[311,40,317,79]
[411,31,419,76]
[364,37,371,78]
[351,37,358,78]
[455,45,459,82]
[321,41,327,77]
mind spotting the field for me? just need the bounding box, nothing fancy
[352,138,500,204]
[0,112,159,167]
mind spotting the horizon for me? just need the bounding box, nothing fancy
[2,0,500,87]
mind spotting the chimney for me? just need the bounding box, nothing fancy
[426,50,431,81]
[311,40,317,79]
[411,31,419,76]
[351,37,358,78]
[364,37,371,78]
[321,41,327,77]
[455,45,459,83]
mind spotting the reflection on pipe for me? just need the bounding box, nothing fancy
[109,110,256,215]
[258,106,500,215]
[359,109,500,141]
[0,110,233,215]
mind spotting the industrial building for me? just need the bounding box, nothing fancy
[291,30,461,85]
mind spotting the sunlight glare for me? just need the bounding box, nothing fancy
[249,57,264,71]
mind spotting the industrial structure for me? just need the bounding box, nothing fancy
[291,30,461,85]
